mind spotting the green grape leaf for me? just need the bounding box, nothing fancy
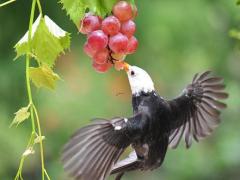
[29,66,60,90]
[15,15,71,67]
[60,0,86,27]
[10,104,31,127]
[60,0,131,27]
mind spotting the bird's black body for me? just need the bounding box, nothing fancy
[128,92,171,170]
[61,71,228,180]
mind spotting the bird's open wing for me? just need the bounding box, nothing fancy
[61,113,149,180]
[168,71,228,149]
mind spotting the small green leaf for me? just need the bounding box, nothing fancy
[10,105,31,127]
[15,15,71,66]
[237,0,240,5]
[29,66,60,90]
[60,0,132,27]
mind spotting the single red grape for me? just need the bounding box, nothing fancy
[87,30,108,51]
[83,42,97,57]
[92,61,112,73]
[127,36,138,54]
[102,16,121,36]
[93,48,109,64]
[111,53,126,61]
[121,20,136,38]
[109,33,128,54]
[79,15,101,34]
[114,61,125,71]
[113,1,133,22]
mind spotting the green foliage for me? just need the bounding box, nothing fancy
[29,66,60,90]
[10,104,31,127]
[12,1,71,179]
[230,29,240,40]
[60,0,131,27]
[15,15,70,67]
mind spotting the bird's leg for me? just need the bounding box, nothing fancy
[115,172,125,180]
[132,143,149,160]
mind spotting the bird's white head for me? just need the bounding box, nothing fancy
[124,63,155,96]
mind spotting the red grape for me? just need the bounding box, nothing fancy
[109,33,128,53]
[93,48,109,64]
[83,43,97,57]
[81,2,139,73]
[92,61,112,73]
[111,53,126,61]
[114,61,125,71]
[87,30,108,51]
[102,16,121,36]
[121,20,136,38]
[79,15,101,34]
[126,36,138,54]
[113,1,133,22]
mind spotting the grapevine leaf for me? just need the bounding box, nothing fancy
[10,105,31,127]
[29,66,60,90]
[60,0,132,27]
[15,15,71,67]
[60,0,86,27]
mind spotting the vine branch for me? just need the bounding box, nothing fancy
[14,0,49,179]
[0,0,16,8]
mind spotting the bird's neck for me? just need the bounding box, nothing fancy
[132,91,157,112]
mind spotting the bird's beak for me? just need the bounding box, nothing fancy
[123,62,130,72]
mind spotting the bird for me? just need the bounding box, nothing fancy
[61,63,228,180]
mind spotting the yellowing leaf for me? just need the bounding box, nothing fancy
[10,105,31,127]
[15,15,71,67]
[22,147,35,157]
[29,66,60,90]
[34,136,46,144]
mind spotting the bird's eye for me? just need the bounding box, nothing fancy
[131,71,135,76]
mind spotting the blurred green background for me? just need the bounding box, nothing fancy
[0,0,240,179]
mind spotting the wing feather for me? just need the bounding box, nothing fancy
[168,71,228,149]
[62,114,147,180]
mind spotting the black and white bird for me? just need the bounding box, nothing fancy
[61,63,228,180]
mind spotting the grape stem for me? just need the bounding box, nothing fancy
[106,45,119,64]
[0,0,16,8]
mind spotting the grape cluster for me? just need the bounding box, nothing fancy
[80,1,138,73]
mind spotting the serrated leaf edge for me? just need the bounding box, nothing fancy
[10,104,31,127]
